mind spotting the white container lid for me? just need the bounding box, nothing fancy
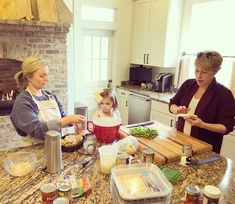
[111,163,172,201]
[203,185,221,199]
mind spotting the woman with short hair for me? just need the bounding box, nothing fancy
[169,51,235,153]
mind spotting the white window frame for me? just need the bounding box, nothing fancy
[81,29,113,82]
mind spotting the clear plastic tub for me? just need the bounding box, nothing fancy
[110,163,172,204]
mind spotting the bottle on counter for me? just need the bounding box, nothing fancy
[203,185,221,204]
[181,144,192,166]
[107,79,113,88]
[83,134,97,155]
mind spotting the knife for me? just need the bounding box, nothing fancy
[125,121,156,129]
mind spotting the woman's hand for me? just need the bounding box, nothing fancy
[185,116,226,134]
[170,104,190,114]
[176,106,190,114]
[74,123,83,134]
[59,114,85,127]
[185,116,204,128]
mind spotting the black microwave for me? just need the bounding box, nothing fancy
[129,66,152,84]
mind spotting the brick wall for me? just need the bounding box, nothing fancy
[0,20,70,150]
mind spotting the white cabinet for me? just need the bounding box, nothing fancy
[116,88,129,125]
[131,0,183,67]
[220,131,235,162]
[150,100,175,127]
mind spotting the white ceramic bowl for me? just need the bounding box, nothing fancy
[3,152,36,177]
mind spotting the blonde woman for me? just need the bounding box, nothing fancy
[169,51,235,153]
[10,57,84,140]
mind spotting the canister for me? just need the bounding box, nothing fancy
[58,178,72,204]
[185,185,200,204]
[142,148,154,163]
[203,185,221,204]
[181,144,192,166]
[116,152,130,165]
[53,197,69,204]
[40,183,58,204]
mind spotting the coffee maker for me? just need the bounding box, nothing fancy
[155,73,173,92]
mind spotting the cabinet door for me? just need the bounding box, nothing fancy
[220,134,235,161]
[131,0,150,65]
[150,110,175,127]
[148,0,169,66]
[118,96,129,125]
[116,89,129,125]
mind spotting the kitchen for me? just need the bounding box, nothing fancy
[0,0,235,203]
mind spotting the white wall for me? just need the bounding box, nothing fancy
[63,0,74,114]
[63,0,133,112]
[111,0,133,88]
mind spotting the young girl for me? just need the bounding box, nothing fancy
[93,88,120,119]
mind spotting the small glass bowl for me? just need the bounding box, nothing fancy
[3,152,36,177]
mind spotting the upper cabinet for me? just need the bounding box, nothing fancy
[131,0,183,67]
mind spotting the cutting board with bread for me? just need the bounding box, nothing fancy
[120,121,212,164]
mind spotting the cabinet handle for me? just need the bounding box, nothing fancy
[147,54,149,64]
[126,101,128,107]
[121,92,125,96]
[170,119,173,127]
[144,54,146,64]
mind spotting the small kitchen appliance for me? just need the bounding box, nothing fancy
[155,73,173,92]
[43,130,64,173]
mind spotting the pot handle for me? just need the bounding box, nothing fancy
[87,121,94,133]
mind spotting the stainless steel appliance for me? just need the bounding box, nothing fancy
[128,93,151,124]
[43,130,64,173]
[155,73,173,92]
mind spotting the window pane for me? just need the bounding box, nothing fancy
[83,36,92,58]
[93,37,100,59]
[92,60,100,81]
[101,37,109,59]
[83,59,91,81]
[100,60,108,80]
[81,5,115,22]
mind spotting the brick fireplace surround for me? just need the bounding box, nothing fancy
[0,20,70,150]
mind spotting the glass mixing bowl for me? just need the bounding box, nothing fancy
[3,151,36,177]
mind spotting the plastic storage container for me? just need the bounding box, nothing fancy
[110,163,172,204]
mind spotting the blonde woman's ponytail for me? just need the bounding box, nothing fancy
[13,56,45,90]
[14,71,28,90]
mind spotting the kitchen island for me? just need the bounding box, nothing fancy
[0,144,234,204]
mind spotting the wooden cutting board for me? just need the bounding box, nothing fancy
[120,121,212,164]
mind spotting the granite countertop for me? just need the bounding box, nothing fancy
[116,85,175,103]
[0,144,234,204]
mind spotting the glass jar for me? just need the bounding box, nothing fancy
[181,144,192,166]
[203,185,221,204]
[58,177,72,204]
[83,135,97,155]
[185,185,200,204]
